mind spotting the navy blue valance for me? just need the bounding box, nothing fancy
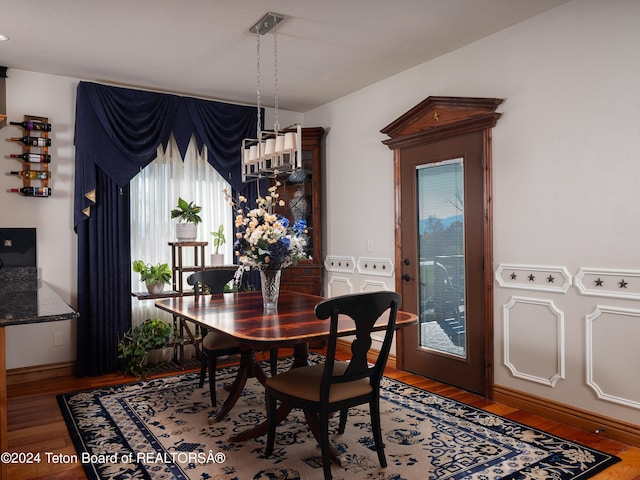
[74,81,260,227]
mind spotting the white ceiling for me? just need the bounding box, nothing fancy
[0,0,570,112]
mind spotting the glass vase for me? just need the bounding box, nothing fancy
[260,269,282,310]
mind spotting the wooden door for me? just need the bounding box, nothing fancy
[381,97,502,396]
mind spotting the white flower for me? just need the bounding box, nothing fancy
[225,184,310,280]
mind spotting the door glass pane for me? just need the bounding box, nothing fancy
[417,158,466,357]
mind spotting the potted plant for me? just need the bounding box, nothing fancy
[117,318,173,378]
[133,259,172,295]
[171,197,202,241]
[210,224,226,266]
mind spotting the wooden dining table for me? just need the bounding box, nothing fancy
[155,290,417,445]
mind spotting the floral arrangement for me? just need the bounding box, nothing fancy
[224,182,309,281]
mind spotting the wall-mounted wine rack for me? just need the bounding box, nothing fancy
[8,114,52,197]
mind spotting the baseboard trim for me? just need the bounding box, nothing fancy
[5,345,386,387]
[493,384,640,447]
[7,361,76,386]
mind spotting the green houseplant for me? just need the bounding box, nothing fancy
[171,197,202,241]
[133,259,172,295]
[117,318,173,378]
[210,224,226,266]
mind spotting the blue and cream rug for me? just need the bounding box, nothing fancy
[58,356,619,479]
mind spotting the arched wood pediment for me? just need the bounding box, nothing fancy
[381,96,503,149]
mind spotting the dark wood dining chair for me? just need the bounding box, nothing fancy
[264,291,401,480]
[187,270,278,406]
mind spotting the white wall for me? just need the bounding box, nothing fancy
[1,70,78,368]
[305,0,640,426]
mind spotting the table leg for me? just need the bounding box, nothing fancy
[303,410,342,466]
[230,404,340,465]
[228,342,308,441]
[230,403,292,442]
[208,345,266,424]
[291,342,309,368]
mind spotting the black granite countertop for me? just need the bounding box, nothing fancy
[0,266,79,327]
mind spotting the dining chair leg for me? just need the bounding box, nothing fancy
[199,349,208,388]
[338,408,348,434]
[370,397,387,467]
[208,354,217,405]
[319,409,333,480]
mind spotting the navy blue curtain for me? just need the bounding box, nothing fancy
[74,81,261,376]
[76,171,131,376]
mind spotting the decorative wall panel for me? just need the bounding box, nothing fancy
[503,296,565,387]
[576,267,640,300]
[361,280,391,292]
[357,257,394,277]
[326,276,353,297]
[585,305,640,409]
[495,264,572,293]
[324,255,356,273]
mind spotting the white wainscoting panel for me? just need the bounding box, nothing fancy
[585,305,640,409]
[495,264,572,293]
[324,255,356,274]
[361,280,391,292]
[576,267,640,300]
[503,296,565,387]
[357,257,395,277]
[327,276,354,298]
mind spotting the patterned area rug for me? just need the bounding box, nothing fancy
[58,355,619,479]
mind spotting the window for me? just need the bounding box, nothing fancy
[130,134,233,325]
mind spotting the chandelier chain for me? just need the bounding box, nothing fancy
[255,30,262,140]
[273,15,279,132]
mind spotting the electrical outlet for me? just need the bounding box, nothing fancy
[367,239,374,252]
[53,332,63,346]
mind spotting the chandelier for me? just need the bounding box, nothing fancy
[241,12,302,183]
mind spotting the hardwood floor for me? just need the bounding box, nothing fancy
[6,351,640,480]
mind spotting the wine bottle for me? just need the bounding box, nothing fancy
[10,187,52,197]
[9,153,51,163]
[10,120,52,132]
[10,136,51,147]
[10,170,51,180]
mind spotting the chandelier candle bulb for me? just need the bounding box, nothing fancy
[249,145,258,162]
[10,136,51,147]
[283,132,296,151]
[264,138,276,157]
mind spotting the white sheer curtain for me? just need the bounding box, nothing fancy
[130,134,233,326]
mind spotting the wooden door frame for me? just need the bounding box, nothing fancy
[381,96,503,397]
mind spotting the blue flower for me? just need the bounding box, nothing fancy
[293,219,307,235]
[277,215,290,228]
[270,237,291,261]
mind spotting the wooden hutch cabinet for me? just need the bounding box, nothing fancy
[270,126,325,295]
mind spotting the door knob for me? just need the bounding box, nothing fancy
[403,258,410,265]
[402,274,411,281]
